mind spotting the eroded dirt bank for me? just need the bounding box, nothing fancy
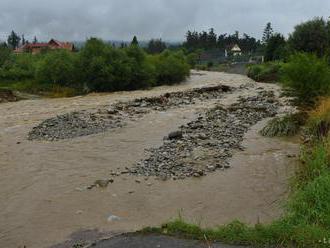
[0,71,298,248]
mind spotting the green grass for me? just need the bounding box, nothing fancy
[142,217,330,247]
[260,113,306,137]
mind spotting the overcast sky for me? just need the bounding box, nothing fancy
[0,0,329,42]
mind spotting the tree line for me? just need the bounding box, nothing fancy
[183,28,261,53]
[263,18,330,62]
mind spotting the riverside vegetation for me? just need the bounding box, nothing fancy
[0,38,190,97]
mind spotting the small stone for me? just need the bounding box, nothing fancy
[107,214,121,222]
[94,179,112,188]
[207,165,215,171]
[128,190,135,194]
[135,179,141,183]
[193,173,201,178]
[87,184,96,190]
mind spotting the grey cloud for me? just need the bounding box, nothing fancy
[0,0,329,42]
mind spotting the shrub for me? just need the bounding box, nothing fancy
[186,52,198,68]
[124,45,156,90]
[281,53,330,106]
[154,50,190,85]
[0,53,38,81]
[36,50,76,87]
[306,98,330,138]
[247,62,283,83]
[260,113,305,137]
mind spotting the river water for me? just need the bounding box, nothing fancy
[0,71,299,248]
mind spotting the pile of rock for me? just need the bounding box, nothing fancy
[28,85,231,141]
[129,91,279,180]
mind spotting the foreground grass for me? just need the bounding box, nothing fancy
[260,113,305,137]
[143,218,330,247]
[143,100,330,247]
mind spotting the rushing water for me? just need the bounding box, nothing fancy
[0,72,299,248]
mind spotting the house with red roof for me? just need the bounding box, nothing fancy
[15,39,75,54]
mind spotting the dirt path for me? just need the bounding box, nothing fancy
[0,71,298,248]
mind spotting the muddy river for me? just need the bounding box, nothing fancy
[0,71,299,248]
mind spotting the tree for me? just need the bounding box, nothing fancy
[147,39,167,54]
[7,31,21,49]
[207,28,217,48]
[264,33,287,61]
[33,36,38,44]
[0,45,11,67]
[289,17,329,57]
[262,22,273,44]
[21,35,26,46]
[131,36,139,46]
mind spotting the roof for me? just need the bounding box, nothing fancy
[231,44,241,52]
[49,39,74,49]
[16,39,74,52]
[24,43,49,49]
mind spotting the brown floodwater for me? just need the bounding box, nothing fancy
[0,71,299,248]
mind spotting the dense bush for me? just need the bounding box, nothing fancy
[0,53,38,80]
[76,39,189,92]
[186,52,199,68]
[247,62,283,83]
[282,53,330,106]
[152,50,190,85]
[36,50,76,87]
